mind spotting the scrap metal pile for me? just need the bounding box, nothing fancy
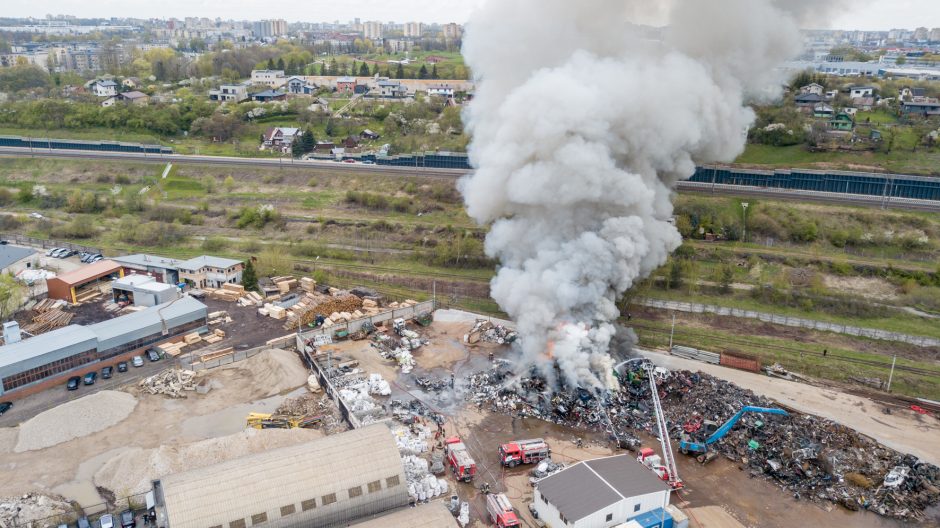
[464,363,940,521]
[465,319,517,345]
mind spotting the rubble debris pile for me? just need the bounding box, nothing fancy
[0,494,75,528]
[465,319,517,345]
[138,369,198,398]
[272,394,346,434]
[465,365,940,520]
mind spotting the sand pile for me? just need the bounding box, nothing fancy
[0,428,16,455]
[0,493,74,527]
[215,348,308,398]
[94,427,322,496]
[15,391,137,453]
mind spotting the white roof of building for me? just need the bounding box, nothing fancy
[159,424,407,528]
[113,274,155,288]
[137,281,178,293]
[111,254,183,270]
[177,255,242,271]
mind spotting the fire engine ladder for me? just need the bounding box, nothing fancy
[645,362,682,489]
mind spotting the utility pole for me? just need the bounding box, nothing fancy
[741,202,749,243]
[886,354,897,392]
[668,312,676,350]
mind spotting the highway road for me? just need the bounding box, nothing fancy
[2,146,939,211]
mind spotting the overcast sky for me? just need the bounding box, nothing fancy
[5,0,939,30]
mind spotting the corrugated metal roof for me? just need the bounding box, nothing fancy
[113,274,155,288]
[160,424,408,528]
[48,260,121,286]
[348,503,458,528]
[0,325,97,369]
[0,245,36,270]
[536,455,669,522]
[89,297,205,344]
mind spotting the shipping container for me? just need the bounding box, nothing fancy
[720,352,761,372]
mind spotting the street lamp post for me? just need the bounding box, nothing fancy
[741,202,749,243]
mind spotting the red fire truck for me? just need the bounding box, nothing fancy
[499,438,551,468]
[445,436,477,482]
[486,493,521,528]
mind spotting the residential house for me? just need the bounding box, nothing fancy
[813,103,834,117]
[100,95,118,108]
[799,83,824,96]
[250,89,286,102]
[824,90,839,99]
[852,96,874,111]
[177,256,244,289]
[250,69,285,87]
[119,91,149,105]
[122,77,142,89]
[314,141,335,153]
[899,87,927,100]
[343,135,360,149]
[426,83,455,98]
[843,107,858,116]
[900,99,940,117]
[285,76,317,95]
[848,86,875,98]
[90,79,117,97]
[794,92,824,107]
[0,245,37,275]
[336,76,358,94]
[828,112,854,131]
[262,127,300,152]
[209,82,250,103]
[377,80,408,98]
[360,129,381,140]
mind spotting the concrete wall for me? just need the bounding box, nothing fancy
[295,300,435,348]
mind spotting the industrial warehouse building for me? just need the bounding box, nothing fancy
[112,275,180,307]
[46,259,124,303]
[111,254,184,284]
[112,253,245,289]
[348,502,458,527]
[0,245,37,274]
[533,455,670,528]
[152,425,410,528]
[0,297,207,396]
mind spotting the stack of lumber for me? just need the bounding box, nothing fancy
[22,305,74,334]
[204,328,225,344]
[209,283,245,302]
[266,304,287,320]
[300,277,317,293]
[159,340,187,357]
[32,298,66,312]
[75,286,107,304]
[387,299,420,309]
[282,293,362,330]
[237,291,264,307]
[272,276,297,294]
[207,310,232,325]
[195,347,234,363]
[183,332,202,345]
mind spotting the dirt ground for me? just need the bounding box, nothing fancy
[0,348,317,514]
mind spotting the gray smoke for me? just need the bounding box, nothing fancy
[459,0,807,390]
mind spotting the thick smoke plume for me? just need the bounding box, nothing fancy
[460,0,805,390]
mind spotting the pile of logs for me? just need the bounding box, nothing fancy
[22,300,73,334]
[283,293,363,330]
[139,369,198,398]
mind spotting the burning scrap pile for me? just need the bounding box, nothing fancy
[138,369,198,398]
[465,364,940,520]
[466,319,517,345]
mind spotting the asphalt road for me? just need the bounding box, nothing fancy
[2,147,938,212]
[0,356,179,427]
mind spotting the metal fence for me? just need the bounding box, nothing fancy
[640,298,940,348]
[0,232,102,256]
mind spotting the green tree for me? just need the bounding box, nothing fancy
[431,65,439,79]
[0,273,25,321]
[291,138,304,158]
[325,119,335,137]
[223,175,236,192]
[301,129,315,152]
[359,62,370,76]
[717,265,734,294]
[241,258,259,291]
[419,64,429,79]
[16,186,33,204]
[267,57,276,69]
[396,63,405,79]
[667,260,684,290]
[276,57,285,71]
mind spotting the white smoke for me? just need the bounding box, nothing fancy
[460,0,806,389]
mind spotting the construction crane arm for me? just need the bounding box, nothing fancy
[705,406,789,445]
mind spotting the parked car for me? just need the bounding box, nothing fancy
[117,361,128,373]
[146,349,161,362]
[46,247,62,256]
[120,510,136,528]
[132,356,144,367]
[90,254,104,262]
[98,514,114,528]
[80,253,95,263]
[83,371,97,385]
[0,240,8,245]
[62,249,78,258]
[67,376,81,390]
[51,248,70,258]
[343,158,356,163]
[77,517,90,528]
[101,366,114,379]
[0,401,12,415]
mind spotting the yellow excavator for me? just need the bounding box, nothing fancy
[246,412,322,429]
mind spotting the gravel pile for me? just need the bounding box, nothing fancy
[15,391,138,453]
[94,427,322,496]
